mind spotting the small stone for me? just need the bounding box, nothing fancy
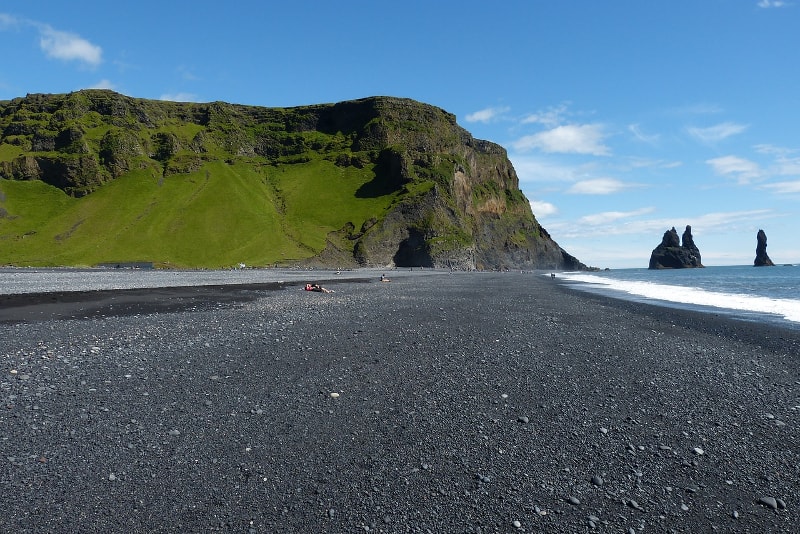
[591,475,604,486]
[512,520,521,528]
[732,510,739,519]
[327,508,336,518]
[330,392,340,398]
[692,447,704,455]
[628,499,641,510]
[758,496,778,510]
[599,427,608,434]
[680,503,689,511]
[168,429,180,436]
[108,473,116,481]
[567,496,580,505]
[776,498,787,509]
[517,415,529,424]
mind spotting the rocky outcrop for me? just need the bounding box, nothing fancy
[754,229,775,267]
[648,225,704,269]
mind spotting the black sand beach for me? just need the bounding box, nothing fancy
[1,272,798,533]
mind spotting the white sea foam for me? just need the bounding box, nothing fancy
[556,272,800,324]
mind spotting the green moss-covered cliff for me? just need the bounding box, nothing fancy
[0,90,586,270]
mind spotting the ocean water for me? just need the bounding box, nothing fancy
[555,264,800,329]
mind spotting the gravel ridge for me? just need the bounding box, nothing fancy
[1,271,798,533]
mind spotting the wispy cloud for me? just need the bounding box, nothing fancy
[762,180,800,194]
[512,124,610,156]
[529,199,558,218]
[706,155,764,184]
[567,178,630,195]
[687,122,748,143]
[757,0,788,8]
[508,155,596,183]
[0,12,18,28]
[550,209,776,239]
[628,123,660,144]
[464,106,510,123]
[520,103,569,127]
[90,79,115,90]
[578,207,655,226]
[38,25,102,66]
[159,92,200,102]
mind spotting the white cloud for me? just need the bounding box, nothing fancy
[529,199,558,218]
[464,106,509,123]
[687,122,747,143]
[762,180,800,194]
[39,25,102,66]
[579,207,655,225]
[512,124,610,156]
[159,92,199,102]
[567,178,628,195]
[706,155,763,184]
[757,0,787,7]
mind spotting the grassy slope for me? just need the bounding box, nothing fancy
[0,158,397,267]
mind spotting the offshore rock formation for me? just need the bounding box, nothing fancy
[648,225,704,269]
[754,229,775,267]
[0,90,588,270]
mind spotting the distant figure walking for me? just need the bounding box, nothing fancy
[550,273,556,279]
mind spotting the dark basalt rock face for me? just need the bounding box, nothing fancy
[648,225,704,269]
[754,229,775,267]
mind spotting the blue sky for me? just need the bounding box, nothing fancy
[2,1,799,268]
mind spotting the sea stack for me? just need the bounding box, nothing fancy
[648,225,704,269]
[754,229,775,267]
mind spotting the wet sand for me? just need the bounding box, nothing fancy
[1,272,797,532]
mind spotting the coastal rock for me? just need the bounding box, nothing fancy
[648,225,704,269]
[754,229,775,267]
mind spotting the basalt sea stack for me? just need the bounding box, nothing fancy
[648,225,703,269]
[754,229,775,267]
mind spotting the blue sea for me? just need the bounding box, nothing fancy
[556,264,800,329]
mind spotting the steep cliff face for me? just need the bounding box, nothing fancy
[0,90,586,270]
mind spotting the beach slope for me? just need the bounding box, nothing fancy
[1,272,797,532]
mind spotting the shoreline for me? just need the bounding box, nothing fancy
[1,272,797,532]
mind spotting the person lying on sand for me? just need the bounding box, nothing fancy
[304,283,333,293]
[380,274,391,282]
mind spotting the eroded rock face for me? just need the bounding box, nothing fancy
[754,229,775,267]
[648,225,704,269]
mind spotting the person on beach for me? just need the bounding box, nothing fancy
[304,283,333,293]
[380,274,391,282]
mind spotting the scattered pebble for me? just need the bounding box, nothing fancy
[511,519,521,528]
[517,415,529,424]
[758,496,778,510]
[692,447,704,455]
[567,496,580,505]
[591,475,604,486]
[330,392,340,398]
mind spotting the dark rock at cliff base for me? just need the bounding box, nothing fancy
[754,229,775,267]
[649,225,704,269]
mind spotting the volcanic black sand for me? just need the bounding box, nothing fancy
[1,272,798,533]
